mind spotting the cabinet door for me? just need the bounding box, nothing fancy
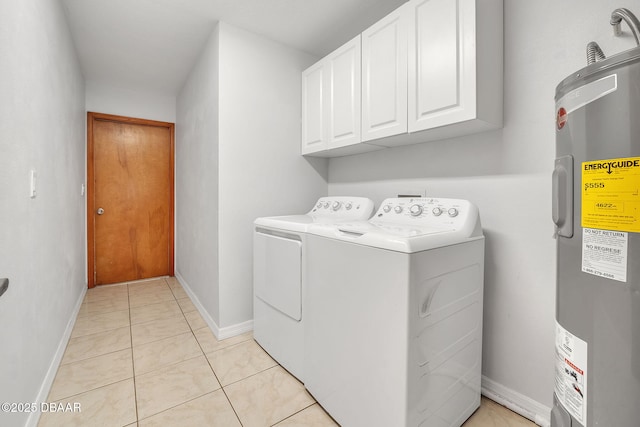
[361,4,408,142]
[327,36,361,149]
[408,0,476,132]
[301,60,328,154]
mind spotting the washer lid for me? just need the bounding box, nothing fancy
[307,197,483,253]
[310,222,477,253]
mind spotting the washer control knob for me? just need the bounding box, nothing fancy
[448,208,459,217]
[383,205,392,213]
[432,207,442,216]
[409,204,423,216]
[316,202,322,208]
[345,202,353,210]
[394,206,403,214]
[323,202,330,209]
[332,201,342,211]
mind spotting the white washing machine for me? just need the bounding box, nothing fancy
[304,197,485,427]
[253,196,374,382]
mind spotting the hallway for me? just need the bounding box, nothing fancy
[37,277,536,426]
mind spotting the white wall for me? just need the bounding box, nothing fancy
[176,25,222,325]
[217,22,327,328]
[176,21,327,333]
[0,1,86,426]
[327,0,634,421]
[86,80,176,123]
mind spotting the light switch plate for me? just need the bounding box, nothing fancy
[29,169,37,198]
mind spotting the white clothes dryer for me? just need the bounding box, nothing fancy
[304,197,485,427]
[253,197,374,382]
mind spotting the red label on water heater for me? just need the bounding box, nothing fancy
[557,107,567,130]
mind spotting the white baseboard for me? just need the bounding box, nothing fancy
[217,319,253,340]
[482,375,551,427]
[26,285,87,427]
[174,272,253,341]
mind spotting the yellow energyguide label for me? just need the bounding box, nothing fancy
[582,157,640,233]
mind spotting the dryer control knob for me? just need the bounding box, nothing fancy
[394,206,403,214]
[432,207,442,216]
[332,201,342,211]
[409,204,423,216]
[316,202,322,208]
[448,208,459,217]
[345,203,353,210]
[383,205,392,213]
[323,202,330,209]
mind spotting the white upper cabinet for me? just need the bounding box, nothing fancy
[405,0,503,141]
[301,60,327,155]
[302,0,503,156]
[327,36,362,149]
[302,36,384,157]
[361,3,409,142]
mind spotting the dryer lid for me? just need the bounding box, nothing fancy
[254,197,375,233]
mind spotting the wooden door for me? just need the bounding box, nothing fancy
[87,112,174,287]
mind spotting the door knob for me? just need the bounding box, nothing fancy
[96,208,105,215]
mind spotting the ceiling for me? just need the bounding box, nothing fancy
[61,0,407,96]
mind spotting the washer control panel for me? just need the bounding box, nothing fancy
[372,197,475,228]
[310,197,375,220]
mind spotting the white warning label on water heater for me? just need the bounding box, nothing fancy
[554,321,588,425]
[581,228,628,282]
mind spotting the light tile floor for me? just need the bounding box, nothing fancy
[39,277,537,427]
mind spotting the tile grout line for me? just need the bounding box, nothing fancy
[134,278,196,367]
[134,277,228,424]
[118,278,314,426]
[138,278,288,426]
[60,279,258,426]
[270,402,322,427]
[184,304,279,422]
[59,279,176,424]
[134,351,206,380]
[132,284,198,383]
[225,363,281,387]
[47,285,134,407]
[67,324,130,341]
[205,337,316,426]
[59,345,132,368]
[268,401,318,427]
[129,315,192,348]
[130,310,185,327]
[131,279,201,375]
[216,364,313,427]
[45,378,135,414]
[134,391,225,424]
[185,299,245,427]
[127,282,141,425]
[205,339,279,388]
[205,354,245,426]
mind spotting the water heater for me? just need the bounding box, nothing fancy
[551,13,640,427]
